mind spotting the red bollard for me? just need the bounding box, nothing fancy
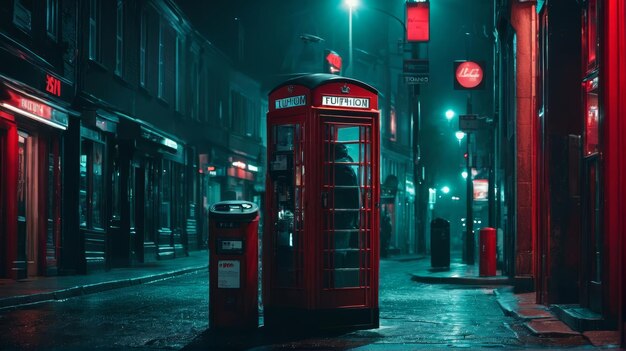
[479,227,496,276]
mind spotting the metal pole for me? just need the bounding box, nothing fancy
[465,93,474,265]
[348,7,353,76]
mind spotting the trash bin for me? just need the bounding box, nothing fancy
[430,218,450,268]
[479,227,496,276]
[208,201,259,329]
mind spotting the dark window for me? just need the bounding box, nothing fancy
[46,0,58,40]
[80,140,105,230]
[584,77,599,156]
[583,0,598,72]
[139,10,147,87]
[89,0,99,61]
[115,0,124,76]
[13,0,32,33]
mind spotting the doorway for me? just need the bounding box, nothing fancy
[582,154,602,313]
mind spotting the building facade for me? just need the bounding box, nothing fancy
[0,0,265,279]
[496,0,626,346]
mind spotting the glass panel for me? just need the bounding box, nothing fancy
[89,0,98,60]
[111,145,121,220]
[584,78,599,155]
[13,0,32,32]
[160,160,171,229]
[322,123,371,289]
[91,142,104,229]
[115,0,123,75]
[586,0,597,70]
[46,0,58,39]
[271,124,303,287]
[79,141,89,227]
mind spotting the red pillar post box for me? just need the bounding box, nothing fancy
[208,201,259,329]
[479,227,497,276]
[264,73,380,330]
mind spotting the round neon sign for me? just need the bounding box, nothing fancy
[455,61,483,89]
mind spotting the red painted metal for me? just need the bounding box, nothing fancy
[208,201,259,329]
[265,74,380,330]
[601,0,623,333]
[0,115,18,279]
[479,227,496,277]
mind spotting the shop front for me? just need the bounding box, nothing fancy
[118,118,187,262]
[0,82,71,279]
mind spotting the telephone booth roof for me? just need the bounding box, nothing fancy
[268,73,379,113]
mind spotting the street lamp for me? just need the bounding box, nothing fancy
[455,131,466,143]
[445,109,455,121]
[344,0,359,76]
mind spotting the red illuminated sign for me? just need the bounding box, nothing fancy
[454,61,485,90]
[5,91,52,119]
[324,50,342,74]
[45,74,62,97]
[473,179,488,201]
[406,2,430,42]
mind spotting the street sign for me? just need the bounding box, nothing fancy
[459,114,479,131]
[403,59,429,74]
[402,73,429,85]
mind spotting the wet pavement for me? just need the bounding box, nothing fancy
[0,251,621,350]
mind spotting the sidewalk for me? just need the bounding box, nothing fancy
[0,250,209,310]
[404,253,620,348]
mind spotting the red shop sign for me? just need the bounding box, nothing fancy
[455,61,484,90]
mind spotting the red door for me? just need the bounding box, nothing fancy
[319,117,376,308]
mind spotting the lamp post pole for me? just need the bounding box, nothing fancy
[465,94,474,265]
[348,5,353,76]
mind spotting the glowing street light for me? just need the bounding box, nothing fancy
[445,109,455,121]
[461,171,468,179]
[441,186,450,194]
[455,131,466,141]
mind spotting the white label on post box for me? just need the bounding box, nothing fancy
[220,240,243,251]
[217,260,240,288]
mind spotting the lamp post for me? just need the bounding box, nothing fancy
[344,0,358,76]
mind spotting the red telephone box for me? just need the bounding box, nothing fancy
[264,73,380,330]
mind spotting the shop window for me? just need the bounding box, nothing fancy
[80,140,105,230]
[174,164,185,230]
[584,77,599,155]
[111,145,121,221]
[160,160,172,229]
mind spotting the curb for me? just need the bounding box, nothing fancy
[0,265,208,311]
[494,288,585,339]
[410,273,512,285]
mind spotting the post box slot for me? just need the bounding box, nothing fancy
[217,239,244,254]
